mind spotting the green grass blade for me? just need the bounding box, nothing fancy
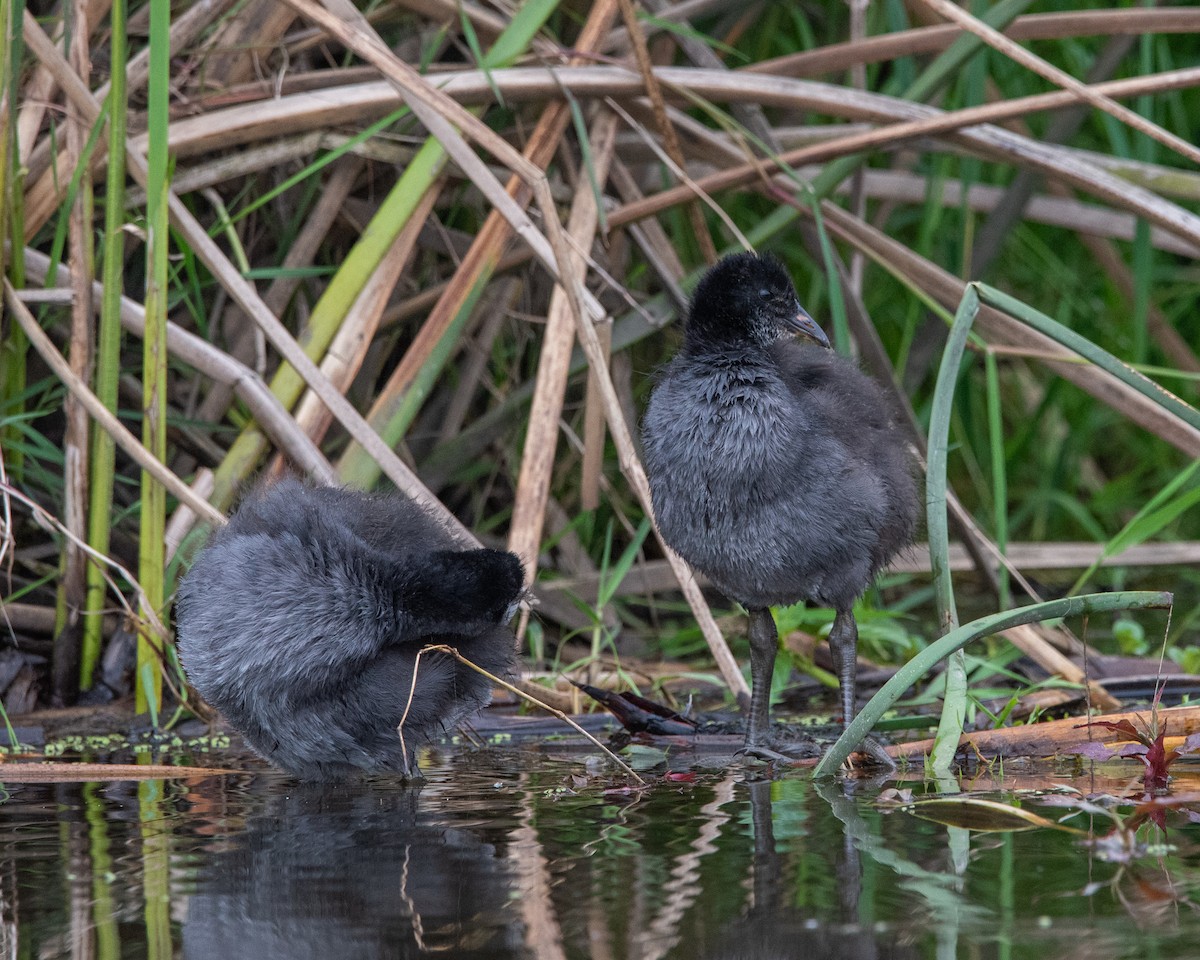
[482,0,560,67]
[137,0,170,719]
[1069,459,1200,596]
[0,0,28,480]
[460,7,503,107]
[926,285,980,773]
[804,192,851,354]
[977,283,1200,433]
[82,0,128,690]
[596,518,652,610]
[984,350,1010,610]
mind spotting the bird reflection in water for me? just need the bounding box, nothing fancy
[700,780,918,960]
[181,780,524,960]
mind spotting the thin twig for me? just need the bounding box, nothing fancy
[408,644,648,785]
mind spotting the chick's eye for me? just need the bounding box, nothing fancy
[758,288,771,299]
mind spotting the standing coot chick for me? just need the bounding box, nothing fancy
[642,253,918,756]
[175,477,524,781]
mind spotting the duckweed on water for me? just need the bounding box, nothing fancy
[42,732,231,758]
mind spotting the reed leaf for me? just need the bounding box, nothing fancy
[926,287,978,774]
[81,0,127,691]
[137,0,171,718]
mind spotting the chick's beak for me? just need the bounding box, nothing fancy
[786,302,831,348]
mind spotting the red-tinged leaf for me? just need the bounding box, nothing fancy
[1132,874,1182,904]
[572,681,699,736]
[1116,742,1149,758]
[1180,732,1200,755]
[1129,792,1200,816]
[1128,805,1169,832]
[1081,719,1149,746]
[1139,730,1178,792]
[1075,741,1121,760]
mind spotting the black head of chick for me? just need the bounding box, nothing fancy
[682,252,831,353]
[642,252,918,762]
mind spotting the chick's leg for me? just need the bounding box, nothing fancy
[746,606,779,749]
[827,608,858,725]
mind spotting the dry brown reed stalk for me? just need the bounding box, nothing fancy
[509,108,620,584]
[141,65,1200,250]
[0,763,235,781]
[579,316,611,513]
[335,0,623,481]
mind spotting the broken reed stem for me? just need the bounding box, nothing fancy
[509,107,620,582]
[580,318,612,513]
[405,644,647,785]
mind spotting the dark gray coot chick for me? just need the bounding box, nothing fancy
[642,252,918,754]
[175,477,524,781]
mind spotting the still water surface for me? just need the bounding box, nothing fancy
[3,747,1198,959]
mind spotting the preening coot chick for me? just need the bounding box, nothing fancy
[642,253,918,756]
[175,478,524,781]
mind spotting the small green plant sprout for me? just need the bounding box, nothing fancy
[1168,645,1200,675]
[1113,618,1149,656]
